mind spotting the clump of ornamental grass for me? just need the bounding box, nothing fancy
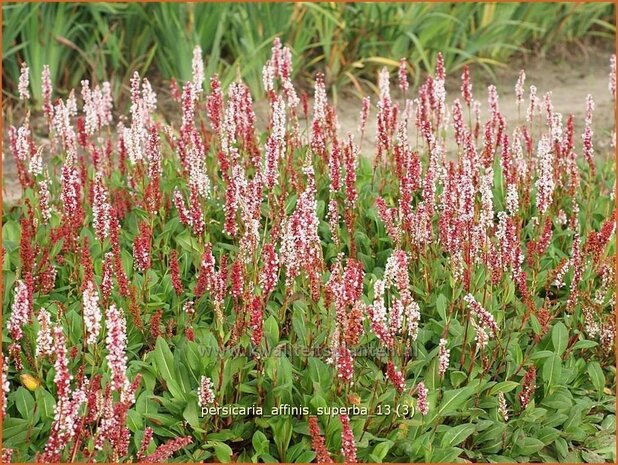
[2,39,615,463]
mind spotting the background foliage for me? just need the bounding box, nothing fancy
[2,1,616,103]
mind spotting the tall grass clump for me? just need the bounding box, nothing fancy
[2,2,615,103]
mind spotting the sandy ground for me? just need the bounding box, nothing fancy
[338,47,616,157]
[3,47,615,206]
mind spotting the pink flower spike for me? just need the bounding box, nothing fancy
[359,96,370,139]
[192,45,204,93]
[36,309,54,357]
[132,222,152,272]
[515,70,526,106]
[610,54,616,100]
[340,414,357,463]
[461,64,472,106]
[464,293,499,337]
[8,280,31,342]
[386,361,405,393]
[438,338,450,376]
[198,375,215,407]
[18,63,30,100]
[144,436,192,463]
[249,296,264,347]
[83,281,102,345]
[416,381,429,416]
[398,58,409,94]
[105,304,130,396]
[260,243,279,296]
[42,65,53,120]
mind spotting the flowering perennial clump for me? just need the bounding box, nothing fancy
[2,42,615,463]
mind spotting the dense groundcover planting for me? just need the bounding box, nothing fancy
[2,40,616,463]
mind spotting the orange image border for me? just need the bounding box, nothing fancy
[0,1,616,464]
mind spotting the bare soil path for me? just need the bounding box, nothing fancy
[337,47,616,157]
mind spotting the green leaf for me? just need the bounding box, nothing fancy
[430,447,463,462]
[508,341,523,368]
[555,437,569,458]
[127,409,143,432]
[564,404,586,433]
[14,387,34,421]
[551,322,568,355]
[424,357,440,392]
[2,417,30,440]
[581,450,605,463]
[441,423,476,447]
[514,437,545,456]
[541,391,573,410]
[372,440,394,461]
[537,427,560,445]
[295,451,316,463]
[153,337,185,400]
[529,350,556,360]
[572,340,598,350]
[435,386,476,418]
[2,220,20,244]
[291,306,308,347]
[183,400,202,430]
[212,441,233,463]
[489,381,519,395]
[175,229,195,253]
[587,362,605,394]
[35,389,56,420]
[543,354,562,390]
[285,443,311,463]
[264,315,279,347]
[449,370,467,388]
[154,337,174,380]
[252,430,269,455]
[268,415,293,461]
[436,294,448,321]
